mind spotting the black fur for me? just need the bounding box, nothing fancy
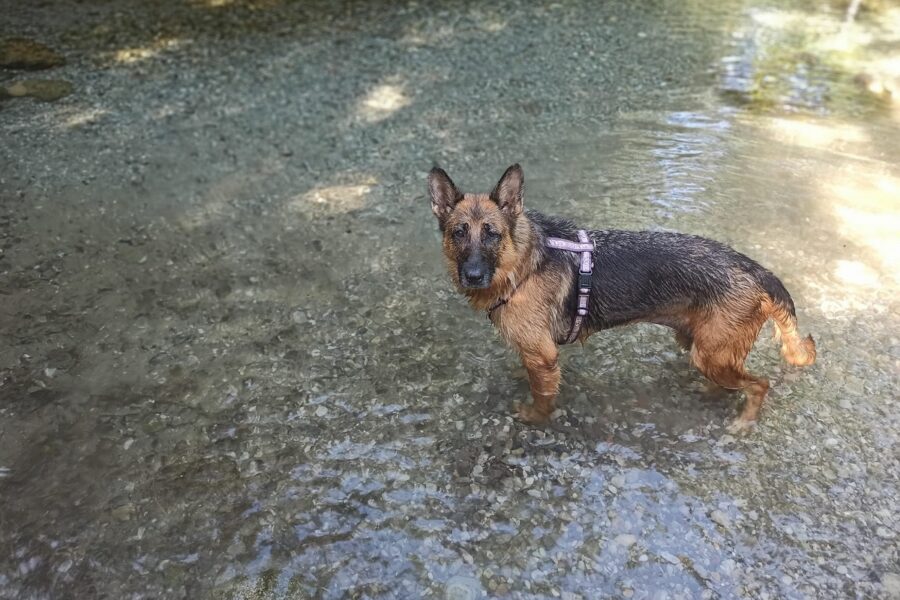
[525,210,793,333]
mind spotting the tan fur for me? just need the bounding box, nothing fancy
[440,195,573,421]
[435,181,815,432]
[495,270,566,422]
[765,298,817,366]
[682,299,771,431]
[444,194,536,312]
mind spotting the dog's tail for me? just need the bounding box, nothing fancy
[758,271,817,366]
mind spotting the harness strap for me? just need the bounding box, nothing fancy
[547,230,594,344]
[487,230,594,345]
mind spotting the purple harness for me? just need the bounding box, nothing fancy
[547,230,595,344]
[488,230,595,345]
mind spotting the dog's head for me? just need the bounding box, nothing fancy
[428,164,525,290]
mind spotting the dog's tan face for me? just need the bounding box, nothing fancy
[429,165,524,290]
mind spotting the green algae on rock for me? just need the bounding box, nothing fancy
[0,38,65,70]
[3,79,73,102]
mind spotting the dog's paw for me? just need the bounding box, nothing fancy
[515,403,551,425]
[726,417,757,435]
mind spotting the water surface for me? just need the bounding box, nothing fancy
[1,0,898,598]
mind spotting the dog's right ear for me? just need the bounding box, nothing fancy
[428,166,462,226]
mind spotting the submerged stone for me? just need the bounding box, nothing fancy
[614,534,638,548]
[881,573,900,598]
[710,510,732,530]
[0,38,65,70]
[445,575,484,600]
[3,79,72,102]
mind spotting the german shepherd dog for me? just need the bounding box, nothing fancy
[429,164,816,433]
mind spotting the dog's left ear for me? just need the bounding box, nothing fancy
[490,164,524,217]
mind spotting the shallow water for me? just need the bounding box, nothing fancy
[1,0,899,598]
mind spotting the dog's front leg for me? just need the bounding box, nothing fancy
[515,336,560,424]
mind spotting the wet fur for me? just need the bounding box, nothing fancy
[429,165,817,431]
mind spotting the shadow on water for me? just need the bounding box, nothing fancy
[1,0,899,598]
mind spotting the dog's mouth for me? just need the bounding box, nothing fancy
[460,276,491,289]
[459,269,493,289]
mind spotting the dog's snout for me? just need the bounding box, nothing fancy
[459,257,491,288]
[463,264,484,281]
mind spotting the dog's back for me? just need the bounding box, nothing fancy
[430,165,816,431]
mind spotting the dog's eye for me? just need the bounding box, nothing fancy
[452,225,467,240]
[483,224,500,240]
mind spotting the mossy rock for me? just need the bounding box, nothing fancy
[3,79,73,102]
[0,37,65,70]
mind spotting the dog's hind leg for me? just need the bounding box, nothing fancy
[691,312,769,432]
[702,361,769,433]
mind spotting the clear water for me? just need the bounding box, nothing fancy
[1,0,898,598]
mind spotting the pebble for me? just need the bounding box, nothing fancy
[844,377,865,396]
[110,503,134,521]
[660,552,680,565]
[881,573,900,598]
[614,534,637,548]
[710,510,731,530]
[445,575,483,600]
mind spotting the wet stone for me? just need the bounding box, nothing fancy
[3,79,72,102]
[0,38,65,70]
[110,504,135,521]
[710,510,731,530]
[843,376,865,396]
[718,434,736,445]
[660,552,681,565]
[614,534,638,548]
[445,575,484,600]
[882,573,900,598]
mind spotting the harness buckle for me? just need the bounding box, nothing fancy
[578,271,592,291]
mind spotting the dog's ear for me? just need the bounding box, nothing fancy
[490,164,524,217]
[428,166,462,224]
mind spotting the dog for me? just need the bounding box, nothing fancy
[429,164,816,432]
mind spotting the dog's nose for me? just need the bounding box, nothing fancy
[463,265,484,282]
